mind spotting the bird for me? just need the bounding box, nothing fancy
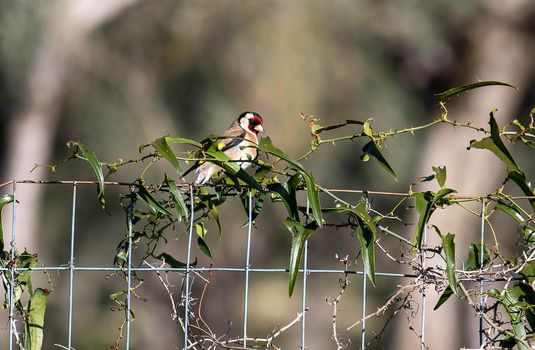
[183,111,265,185]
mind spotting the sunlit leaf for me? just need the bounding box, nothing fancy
[434,286,454,310]
[165,136,203,148]
[259,137,323,226]
[353,199,376,286]
[70,142,106,209]
[441,233,457,294]
[465,243,490,271]
[136,186,173,218]
[436,81,517,102]
[286,217,318,297]
[520,261,535,285]
[508,171,535,212]
[203,147,263,190]
[24,288,49,350]
[324,200,377,286]
[469,111,521,173]
[195,223,212,258]
[432,166,447,188]
[412,188,457,249]
[152,137,181,173]
[502,286,529,350]
[495,197,535,247]
[362,140,398,182]
[164,176,189,222]
[267,182,299,221]
[0,194,14,253]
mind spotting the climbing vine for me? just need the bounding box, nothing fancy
[2,81,535,349]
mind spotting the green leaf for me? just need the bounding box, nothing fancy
[432,166,447,188]
[70,142,106,209]
[441,233,457,294]
[303,175,322,227]
[24,288,49,350]
[353,199,376,286]
[469,111,521,173]
[412,188,457,249]
[465,243,490,271]
[362,140,398,182]
[362,119,373,137]
[412,192,433,249]
[241,191,266,225]
[434,286,454,310]
[136,186,173,218]
[164,136,203,148]
[195,223,212,258]
[258,137,323,226]
[508,171,535,212]
[520,261,535,284]
[286,217,318,297]
[502,286,529,350]
[517,283,535,331]
[495,197,535,247]
[267,182,299,220]
[156,252,196,268]
[323,200,377,286]
[164,176,189,222]
[203,147,263,191]
[0,194,14,253]
[152,137,181,173]
[436,81,517,102]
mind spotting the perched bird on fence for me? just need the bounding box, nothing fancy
[183,111,264,184]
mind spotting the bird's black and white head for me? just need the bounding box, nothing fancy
[238,111,264,135]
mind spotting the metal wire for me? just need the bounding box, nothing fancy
[479,200,486,348]
[67,182,77,350]
[361,269,367,349]
[301,199,310,350]
[1,181,503,349]
[125,189,134,349]
[243,191,253,348]
[8,181,16,350]
[420,224,428,350]
[183,185,195,349]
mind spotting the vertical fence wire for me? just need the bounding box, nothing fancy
[301,199,310,350]
[8,181,16,350]
[479,200,486,348]
[183,186,195,349]
[420,224,428,350]
[361,270,367,349]
[67,182,77,349]
[125,188,134,349]
[361,193,370,349]
[243,191,253,347]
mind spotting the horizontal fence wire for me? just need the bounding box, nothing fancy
[0,180,524,349]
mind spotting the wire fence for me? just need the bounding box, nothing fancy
[0,180,492,349]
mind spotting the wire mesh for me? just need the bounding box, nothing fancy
[0,180,498,349]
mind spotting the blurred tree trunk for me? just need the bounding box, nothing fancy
[3,0,139,249]
[391,1,534,349]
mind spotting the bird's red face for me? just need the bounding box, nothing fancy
[240,112,264,135]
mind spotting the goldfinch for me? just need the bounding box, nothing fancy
[184,111,265,184]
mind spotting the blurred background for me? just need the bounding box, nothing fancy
[1,0,534,349]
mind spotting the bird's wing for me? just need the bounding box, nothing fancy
[219,131,246,152]
[219,121,246,152]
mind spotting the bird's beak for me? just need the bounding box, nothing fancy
[255,124,264,133]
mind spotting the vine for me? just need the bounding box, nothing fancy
[2,81,535,349]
